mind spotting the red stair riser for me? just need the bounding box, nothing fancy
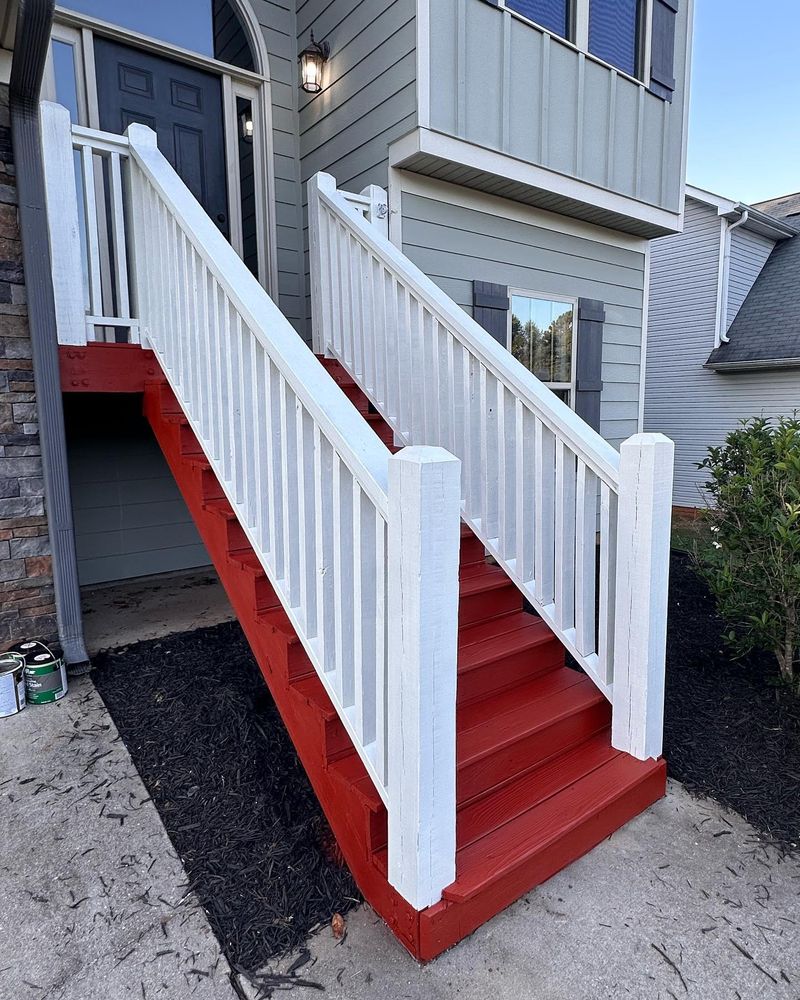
[457,698,611,804]
[458,581,521,626]
[457,637,563,706]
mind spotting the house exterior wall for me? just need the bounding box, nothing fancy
[0,85,57,647]
[400,179,647,449]
[64,396,209,586]
[645,196,796,507]
[425,0,691,220]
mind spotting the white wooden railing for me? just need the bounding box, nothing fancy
[310,172,674,761]
[40,102,462,911]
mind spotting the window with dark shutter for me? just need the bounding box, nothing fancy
[473,281,510,347]
[649,0,678,102]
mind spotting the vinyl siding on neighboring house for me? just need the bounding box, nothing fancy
[295,0,417,341]
[645,196,795,507]
[726,226,774,329]
[400,185,647,449]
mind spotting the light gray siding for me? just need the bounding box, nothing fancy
[427,0,691,218]
[294,0,417,340]
[645,197,796,507]
[248,0,307,337]
[65,401,210,586]
[401,188,646,448]
[726,226,774,329]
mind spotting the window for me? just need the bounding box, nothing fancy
[505,0,571,40]
[588,0,643,78]
[509,293,575,403]
[62,0,254,70]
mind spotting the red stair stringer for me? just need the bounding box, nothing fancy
[142,369,666,962]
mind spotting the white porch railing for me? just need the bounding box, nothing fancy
[40,102,462,911]
[309,171,674,761]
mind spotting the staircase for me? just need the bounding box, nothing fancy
[43,105,673,960]
[143,358,664,960]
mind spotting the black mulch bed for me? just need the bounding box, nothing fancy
[92,622,361,974]
[664,551,800,850]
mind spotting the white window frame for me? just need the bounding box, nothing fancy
[498,0,653,89]
[507,287,578,404]
[42,6,278,295]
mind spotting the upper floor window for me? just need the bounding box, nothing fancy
[509,292,575,404]
[505,0,571,41]
[588,0,643,78]
[62,0,255,71]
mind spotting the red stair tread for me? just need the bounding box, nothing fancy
[458,617,556,671]
[457,732,619,848]
[446,754,664,902]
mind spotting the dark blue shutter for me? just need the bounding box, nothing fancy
[650,0,678,102]
[473,281,509,346]
[574,298,604,432]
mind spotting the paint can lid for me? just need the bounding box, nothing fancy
[0,652,24,674]
[9,639,61,665]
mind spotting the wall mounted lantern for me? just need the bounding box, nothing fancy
[239,108,254,143]
[299,32,329,94]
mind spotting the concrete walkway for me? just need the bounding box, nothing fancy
[0,677,238,1000]
[264,781,799,999]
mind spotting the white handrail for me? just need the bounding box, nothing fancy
[309,171,674,760]
[40,104,461,911]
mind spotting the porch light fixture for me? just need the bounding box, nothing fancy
[299,32,329,94]
[239,109,254,143]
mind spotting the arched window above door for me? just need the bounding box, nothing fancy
[62,0,255,71]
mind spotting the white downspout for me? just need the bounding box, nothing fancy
[717,210,749,344]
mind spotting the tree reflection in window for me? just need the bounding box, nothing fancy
[510,294,574,403]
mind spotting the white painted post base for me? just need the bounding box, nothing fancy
[611,433,674,760]
[387,446,461,910]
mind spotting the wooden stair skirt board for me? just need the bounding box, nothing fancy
[142,360,666,961]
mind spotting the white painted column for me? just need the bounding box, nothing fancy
[308,171,336,356]
[611,433,674,760]
[387,446,461,910]
[39,102,86,346]
[360,183,389,240]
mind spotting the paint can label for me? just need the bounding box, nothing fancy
[0,654,26,719]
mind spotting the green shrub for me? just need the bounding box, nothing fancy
[696,416,800,687]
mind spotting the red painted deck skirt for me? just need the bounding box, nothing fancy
[61,345,666,959]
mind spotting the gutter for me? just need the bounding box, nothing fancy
[705,356,800,373]
[717,209,748,344]
[9,0,89,669]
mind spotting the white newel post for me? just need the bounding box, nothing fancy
[387,446,461,909]
[39,102,86,346]
[611,433,674,760]
[308,172,336,356]
[360,183,389,239]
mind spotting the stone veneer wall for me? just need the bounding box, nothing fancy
[0,85,57,647]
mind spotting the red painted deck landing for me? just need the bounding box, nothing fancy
[63,346,665,960]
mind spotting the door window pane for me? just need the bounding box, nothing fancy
[589,0,642,77]
[505,0,570,39]
[236,96,259,279]
[63,0,254,70]
[52,39,80,122]
[510,294,574,394]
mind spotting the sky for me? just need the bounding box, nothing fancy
[687,0,800,204]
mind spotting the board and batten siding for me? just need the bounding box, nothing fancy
[64,398,209,586]
[295,0,417,341]
[248,0,307,338]
[645,196,794,507]
[426,0,691,217]
[400,186,647,449]
[726,226,774,330]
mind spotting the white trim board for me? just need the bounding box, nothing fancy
[389,128,682,236]
[392,170,650,254]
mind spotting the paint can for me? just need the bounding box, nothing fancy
[11,640,68,706]
[0,652,26,718]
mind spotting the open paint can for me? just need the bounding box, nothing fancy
[0,652,26,718]
[11,640,68,706]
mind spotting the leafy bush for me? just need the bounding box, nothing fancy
[697,417,800,687]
